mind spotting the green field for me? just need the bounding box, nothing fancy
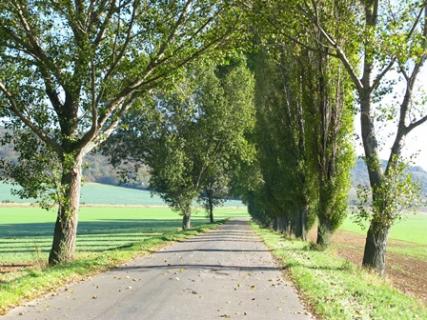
[338,213,427,260]
[0,182,244,207]
[0,206,248,266]
[340,212,427,245]
[0,182,246,266]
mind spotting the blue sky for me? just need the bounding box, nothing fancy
[354,65,427,170]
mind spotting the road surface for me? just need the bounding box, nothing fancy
[2,219,312,320]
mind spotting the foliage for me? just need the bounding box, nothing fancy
[355,159,422,228]
[245,1,355,241]
[265,0,427,272]
[106,58,255,224]
[0,0,240,262]
[0,0,238,202]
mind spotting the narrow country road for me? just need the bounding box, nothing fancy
[2,219,312,320]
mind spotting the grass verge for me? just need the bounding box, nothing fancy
[0,220,224,315]
[251,222,427,320]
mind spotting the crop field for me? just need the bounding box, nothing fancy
[331,213,427,303]
[0,182,244,207]
[0,182,247,283]
[0,206,247,269]
[341,212,427,246]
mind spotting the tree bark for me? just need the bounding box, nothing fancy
[362,220,389,276]
[49,154,83,265]
[300,205,307,241]
[182,208,192,230]
[276,216,284,233]
[208,193,214,223]
[272,216,278,231]
[293,205,307,240]
[317,217,333,247]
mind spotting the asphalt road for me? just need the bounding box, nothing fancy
[2,219,313,320]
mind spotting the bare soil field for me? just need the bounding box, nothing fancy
[309,230,427,304]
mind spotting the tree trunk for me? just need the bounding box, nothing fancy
[300,206,307,241]
[276,216,283,233]
[208,194,214,223]
[278,216,288,234]
[317,217,333,247]
[362,220,389,275]
[182,208,192,230]
[293,205,307,240]
[49,154,83,265]
[272,216,278,231]
[359,90,389,274]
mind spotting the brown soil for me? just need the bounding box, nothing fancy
[0,263,33,273]
[309,229,427,304]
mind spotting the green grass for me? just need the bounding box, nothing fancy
[252,223,427,320]
[0,181,244,206]
[0,206,248,264]
[338,212,427,260]
[340,212,427,245]
[0,220,225,315]
[0,203,247,314]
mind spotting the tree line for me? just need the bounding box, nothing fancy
[1,1,426,276]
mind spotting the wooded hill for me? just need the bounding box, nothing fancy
[2,134,426,196]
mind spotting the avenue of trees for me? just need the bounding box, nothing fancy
[105,59,255,230]
[0,0,241,264]
[1,0,426,276]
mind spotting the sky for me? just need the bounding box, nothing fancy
[353,65,427,170]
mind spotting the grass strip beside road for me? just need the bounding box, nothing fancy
[0,220,225,315]
[251,222,427,320]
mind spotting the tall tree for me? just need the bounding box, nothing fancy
[243,0,355,244]
[301,3,355,248]
[250,46,317,239]
[0,1,237,264]
[106,60,255,230]
[301,0,427,274]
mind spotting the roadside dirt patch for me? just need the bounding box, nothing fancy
[326,230,427,304]
[0,263,33,273]
[0,263,35,284]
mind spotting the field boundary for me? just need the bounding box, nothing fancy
[251,222,427,320]
[0,203,245,209]
[0,220,226,315]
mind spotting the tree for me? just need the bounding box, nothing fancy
[0,1,237,264]
[198,170,229,223]
[300,0,427,274]
[242,0,355,244]
[300,3,355,248]
[249,46,317,240]
[106,59,255,230]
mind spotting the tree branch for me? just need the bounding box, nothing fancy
[302,1,363,92]
[0,81,62,154]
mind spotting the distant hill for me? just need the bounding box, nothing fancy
[2,127,426,200]
[351,158,427,194]
[0,126,149,188]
